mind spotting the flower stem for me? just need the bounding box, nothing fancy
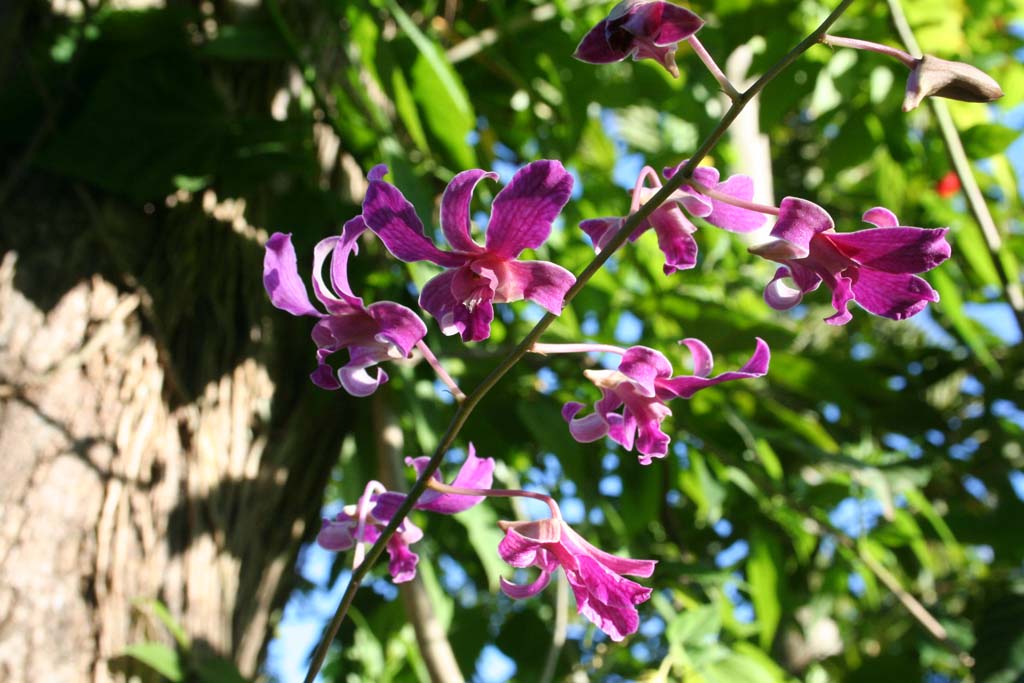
[302,3,855,680]
[530,342,626,356]
[687,180,781,216]
[425,479,563,519]
[820,33,917,68]
[417,340,466,403]
[687,35,742,100]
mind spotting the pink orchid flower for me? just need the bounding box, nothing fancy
[362,162,576,342]
[263,216,427,396]
[580,163,766,275]
[562,338,770,464]
[574,0,704,78]
[499,516,656,641]
[749,200,951,325]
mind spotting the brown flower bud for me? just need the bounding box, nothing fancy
[903,55,1004,112]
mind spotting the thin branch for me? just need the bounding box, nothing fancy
[885,0,1024,338]
[302,2,855,680]
[819,517,975,668]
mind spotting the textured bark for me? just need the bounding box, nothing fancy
[0,180,350,682]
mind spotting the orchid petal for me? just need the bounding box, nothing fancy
[386,534,419,583]
[263,233,321,317]
[580,217,625,252]
[862,206,899,228]
[371,492,406,522]
[415,444,495,514]
[850,269,940,321]
[316,517,356,551]
[366,301,427,357]
[500,570,553,599]
[497,260,576,313]
[635,418,671,463]
[363,178,465,266]
[573,19,625,63]
[309,363,341,390]
[763,267,804,311]
[451,296,495,343]
[825,227,951,273]
[648,204,698,274]
[605,409,637,451]
[562,402,610,443]
[645,2,704,44]
[485,160,574,258]
[333,216,370,305]
[678,338,714,377]
[561,526,656,578]
[338,363,388,397]
[824,272,855,325]
[657,338,770,399]
[704,174,768,233]
[769,197,835,256]
[618,346,673,390]
[563,556,645,641]
[441,169,496,253]
[419,269,462,337]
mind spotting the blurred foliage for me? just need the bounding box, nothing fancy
[4,0,1024,681]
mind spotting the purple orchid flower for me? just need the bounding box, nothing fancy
[580,163,766,275]
[263,216,427,396]
[498,516,656,641]
[318,445,495,584]
[574,0,704,78]
[372,443,496,519]
[749,200,951,325]
[318,505,424,584]
[562,338,770,464]
[362,162,576,342]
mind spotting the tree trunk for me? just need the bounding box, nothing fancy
[0,178,350,682]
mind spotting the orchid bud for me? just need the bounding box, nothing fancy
[903,55,1003,112]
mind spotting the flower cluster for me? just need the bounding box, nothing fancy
[261,0,990,647]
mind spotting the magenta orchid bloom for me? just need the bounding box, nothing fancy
[318,505,424,584]
[749,200,951,325]
[498,517,656,641]
[361,162,576,343]
[263,217,427,396]
[318,445,495,584]
[574,0,704,78]
[562,338,770,464]
[372,444,496,519]
[580,163,766,275]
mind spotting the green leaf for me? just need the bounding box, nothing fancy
[747,528,783,650]
[387,1,476,168]
[194,655,249,683]
[123,643,183,682]
[931,267,1000,375]
[961,123,1020,159]
[133,599,190,649]
[391,67,430,153]
[453,503,507,592]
